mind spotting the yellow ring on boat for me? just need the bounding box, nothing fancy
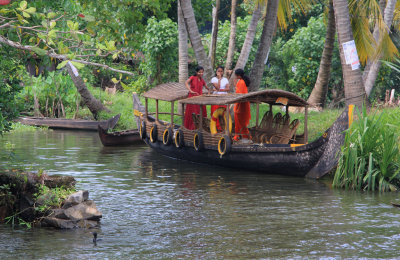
[210,107,232,135]
[193,132,203,151]
[150,124,157,143]
[218,135,231,156]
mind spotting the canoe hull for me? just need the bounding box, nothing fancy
[98,125,143,146]
[16,115,120,131]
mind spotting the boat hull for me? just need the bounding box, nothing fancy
[16,115,120,131]
[139,108,349,178]
[98,126,143,146]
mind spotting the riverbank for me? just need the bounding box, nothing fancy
[0,169,102,228]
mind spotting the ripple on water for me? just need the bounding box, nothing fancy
[1,130,400,259]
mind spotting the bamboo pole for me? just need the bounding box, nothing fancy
[304,106,308,143]
[171,102,174,126]
[199,105,203,133]
[156,99,159,121]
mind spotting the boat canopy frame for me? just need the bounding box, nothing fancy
[141,82,309,143]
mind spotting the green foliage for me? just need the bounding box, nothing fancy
[0,184,16,208]
[34,184,76,213]
[17,71,79,117]
[0,48,24,134]
[265,15,342,99]
[140,17,178,87]
[208,15,263,71]
[333,107,400,191]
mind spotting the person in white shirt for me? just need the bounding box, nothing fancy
[210,66,230,132]
[211,66,230,94]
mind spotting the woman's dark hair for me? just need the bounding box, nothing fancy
[234,68,251,87]
[215,66,224,76]
[193,66,204,76]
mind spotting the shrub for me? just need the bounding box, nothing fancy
[333,106,400,191]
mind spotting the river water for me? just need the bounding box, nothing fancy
[1,129,400,259]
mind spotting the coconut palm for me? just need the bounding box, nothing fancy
[362,0,398,97]
[307,0,336,108]
[249,0,314,92]
[178,1,189,84]
[179,0,213,82]
[333,0,367,108]
[225,0,238,75]
[248,0,280,92]
[229,4,263,89]
[209,0,221,69]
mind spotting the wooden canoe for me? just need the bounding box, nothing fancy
[98,125,143,146]
[15,114,120,131]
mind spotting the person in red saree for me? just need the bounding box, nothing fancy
[184,66,209,130]
[233,68,251,141]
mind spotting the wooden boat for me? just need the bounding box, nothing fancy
[16,114,120,131]
[98,125,143,146]
[134,82,354,179]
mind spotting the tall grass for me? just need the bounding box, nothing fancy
[333,106,400,191]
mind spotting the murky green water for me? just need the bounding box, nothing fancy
[1,130,400,259]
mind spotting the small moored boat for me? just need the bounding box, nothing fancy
[135,82,353,179]
[98,126,142,146]
[16,115,119,131]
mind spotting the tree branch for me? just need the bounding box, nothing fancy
[0,34,134,76]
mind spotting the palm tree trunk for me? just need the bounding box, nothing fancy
[249,0,279,92]
[209,0,220,69]
[229,4,262,89]
[66,62,110,119]
[179,0,213,82]
[307,0,336,108]
[333,0,367,108]
[363,0,397,97]
[178,1,189,84]
[362,0,386,84]
[224,0,237,76]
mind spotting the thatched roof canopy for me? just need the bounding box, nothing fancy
[142,82,188,102]
[179,89,309,107]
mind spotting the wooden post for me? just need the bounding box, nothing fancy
[181,103,185,126]
[199,105,203,132]
[171,101,174,126]
[255,102,259,127]
[145,98,148,118]
[304,106,308,143]
[226,104,230,136]
[156,99,159,121]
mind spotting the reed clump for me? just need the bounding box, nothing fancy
[333,106,400,191]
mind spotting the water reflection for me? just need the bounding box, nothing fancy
[1,130,400,258]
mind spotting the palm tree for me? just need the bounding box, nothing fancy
[307,0,336,108]
[178,1,189,84]
[209,0,221,69]
[225,0,238,76]
[362,0,398,97]
[248,0,279,92]
[179,0,213,82]
[229,4,262,89]
[333,0,367,108]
